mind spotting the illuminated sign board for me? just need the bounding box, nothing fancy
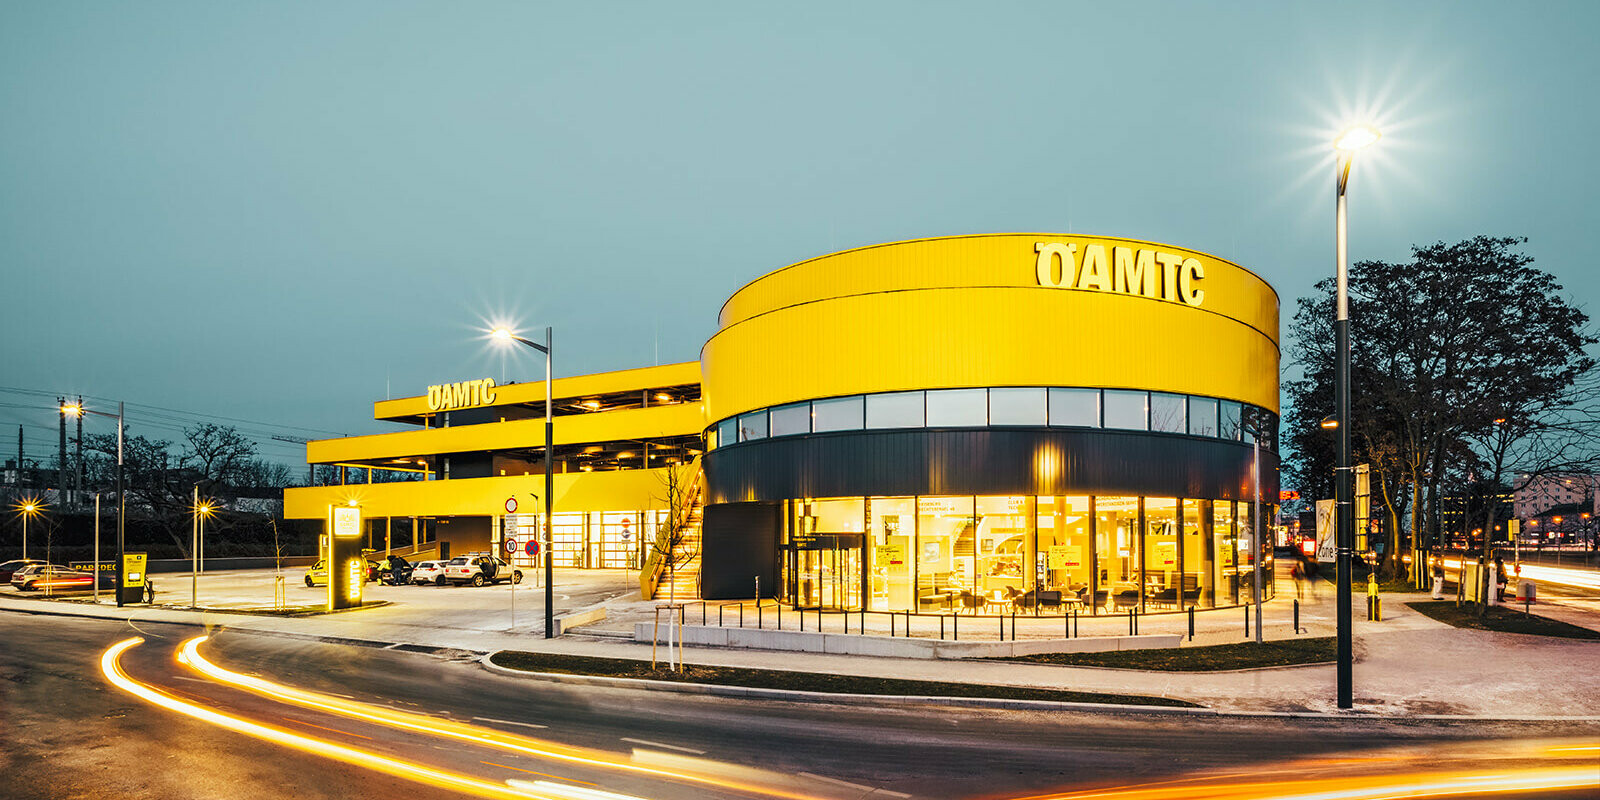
[428,378,498,412]
[331,506,362,538]
[1035,241,1205,307]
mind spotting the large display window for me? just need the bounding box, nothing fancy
[782,492,1272,615]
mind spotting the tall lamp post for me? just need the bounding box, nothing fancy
[492,326,555,639]
[16,499,43,559]
[62,401,125,606]
[1333,125,1379,709]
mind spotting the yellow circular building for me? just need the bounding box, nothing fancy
[699,233,1280,615]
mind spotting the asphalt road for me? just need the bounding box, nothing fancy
[3,612,1597,800]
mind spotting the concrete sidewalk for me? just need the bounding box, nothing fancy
[6,572,1598,720]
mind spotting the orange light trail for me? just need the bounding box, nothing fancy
[101,637,595,800]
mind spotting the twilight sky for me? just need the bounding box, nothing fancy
[2,1,1596,467]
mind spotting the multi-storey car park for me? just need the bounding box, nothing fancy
[285,233,1281,615]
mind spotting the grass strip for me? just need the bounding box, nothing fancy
[998,637,1337,671]
[1405,601,1600,640]
[489,651,1201,708]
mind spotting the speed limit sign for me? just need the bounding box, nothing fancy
[504,537,519,554]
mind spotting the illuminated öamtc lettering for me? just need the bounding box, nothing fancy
[1034,241,1206,307]
[426,378,498,412]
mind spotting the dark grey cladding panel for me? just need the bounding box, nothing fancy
[700,502,779,601]
[703,429,1277,504]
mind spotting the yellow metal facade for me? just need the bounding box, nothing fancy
[703,233,1279,423]
[285,469,670,521]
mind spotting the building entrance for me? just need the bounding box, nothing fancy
[790,533,863,611]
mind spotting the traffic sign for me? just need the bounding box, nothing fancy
[504,537,519,554]
[504,497,518,514]
[525,539,541,556]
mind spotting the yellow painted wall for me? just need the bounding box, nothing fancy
[307,401,704,464]
[703,234,1279,422]
[283,468,673,520]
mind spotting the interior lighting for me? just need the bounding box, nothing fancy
[655,393,673,403]
[582,400,601,410]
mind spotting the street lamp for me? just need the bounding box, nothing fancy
[492,326,555,639]
[1333,124,1379,710]
[14,499,44,560]
[62,401,127,606]
[192,490,216,609]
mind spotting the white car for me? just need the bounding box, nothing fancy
[410,560,448,586]
[443,554,522,587]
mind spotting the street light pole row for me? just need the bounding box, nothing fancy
[61,400,125,606]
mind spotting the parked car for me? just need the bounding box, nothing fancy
[11,564,111,592]
[443,554,522,587]
[303,558,382,587]
[409,560,448,586]
[0,559,46,584]
[375,555,415,585]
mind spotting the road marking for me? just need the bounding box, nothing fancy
[620,737,704,754]
[281,716,373,740]
[472,716,548,730]
[799,771,911,798]
[482,762,597,785]
[170,675,211,684]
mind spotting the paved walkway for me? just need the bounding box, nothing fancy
[6,571,1598,719]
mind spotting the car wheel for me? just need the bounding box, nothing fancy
[512,571,523,585]
[435,576,446,586]
[305,575,315,587]
[471,574,486,588]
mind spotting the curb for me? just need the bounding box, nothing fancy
[476,650,1600,723]
[476,652,1216,716]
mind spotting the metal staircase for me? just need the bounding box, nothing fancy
[642,460,704,601]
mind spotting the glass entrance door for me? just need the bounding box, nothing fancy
[792,534,864,610]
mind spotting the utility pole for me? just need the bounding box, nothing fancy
[75,395,84,499]
[16,425,22,489]
[58,396,67,503]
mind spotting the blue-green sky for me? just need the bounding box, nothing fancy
[2,1,1596,463]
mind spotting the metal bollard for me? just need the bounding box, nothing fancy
[1010,612,1016,642]
[702,602,707,625]
[953,613,959,641]
[940,615,945,640]
[1244,604,1250,638]
[739,603,744,628]
[1188,605,1195,641]
[890,612,896,637]
[777,602,782,629]
[1294,599,1301,633]
[758,601,763,629]
[719,604,724,627]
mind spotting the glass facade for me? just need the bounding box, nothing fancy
[709,386,1277,451]
[783,493,1274,613]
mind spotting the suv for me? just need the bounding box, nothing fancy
[443,554,522,587]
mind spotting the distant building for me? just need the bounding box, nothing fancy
[1513,473,1599,520]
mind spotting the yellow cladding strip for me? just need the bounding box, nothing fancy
[374,361,701,421]
[283,468,674,519]
[309,402,704,465]
[718,233,1277,342]
[703,286,1279,423]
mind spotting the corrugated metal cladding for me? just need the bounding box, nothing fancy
[700,234,1282,424]
[702,429,1277,505]
[700,502,780,601]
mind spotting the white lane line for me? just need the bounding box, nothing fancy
[170,675,210,684]
[620,737,705,754]
[798,772,911,798]
[472,716,548,729]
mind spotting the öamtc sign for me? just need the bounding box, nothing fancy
[428,378,497,412]
[1034,241,1206,306]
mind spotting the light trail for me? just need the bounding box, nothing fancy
[1410,555,1600,591]
[100,637,596,800]
[996,740,1600,800]
[173,634,824,800]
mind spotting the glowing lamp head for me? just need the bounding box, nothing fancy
[1335,125,1381,152]
[21,502,38,514]
[60,403,83,417]
[1319,417,1340,430]
[347,499,360,507]
[490,328,514,342]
